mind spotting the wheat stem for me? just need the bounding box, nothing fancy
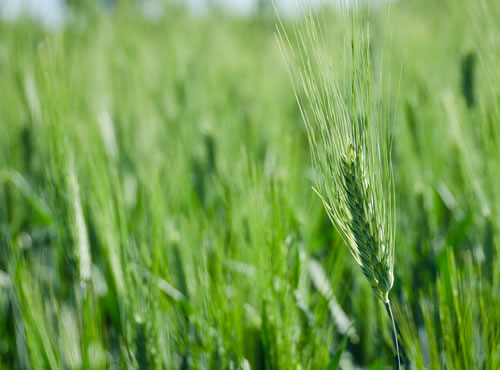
[385,299,401,370]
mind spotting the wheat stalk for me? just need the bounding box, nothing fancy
[277,1,401,367]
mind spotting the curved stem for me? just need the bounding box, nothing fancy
[385,299,401,370]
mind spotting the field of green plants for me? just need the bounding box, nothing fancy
[0,0,499,368]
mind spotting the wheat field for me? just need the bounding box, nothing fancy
[0,0,499,369]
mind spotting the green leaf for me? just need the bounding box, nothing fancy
[327,334,348,370]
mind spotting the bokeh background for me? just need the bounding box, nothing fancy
[0,0,499,369]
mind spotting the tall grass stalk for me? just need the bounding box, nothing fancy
[277,1,401,366]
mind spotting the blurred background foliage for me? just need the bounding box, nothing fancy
[0,0,499,368]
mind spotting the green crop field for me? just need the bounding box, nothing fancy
[0,0,499,368]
